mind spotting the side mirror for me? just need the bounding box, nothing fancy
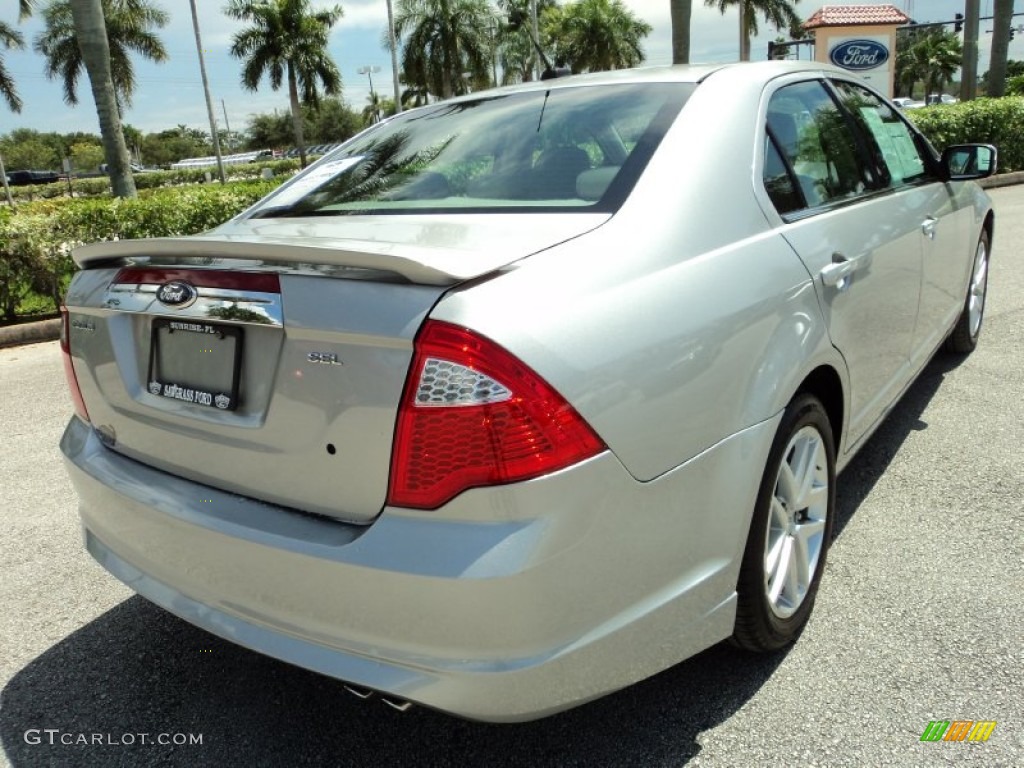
[941,144,997,181]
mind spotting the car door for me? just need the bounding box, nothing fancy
[829,79,973,365]
[759,78,923,449]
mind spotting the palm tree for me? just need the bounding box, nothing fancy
[225,0,343,168]
[0,16,25,113]
[362,91,383,125]
[19,1,36,20]
[494,0,556,83]
[706,0,801,62]
[542,0,651,74]
[394,0,496,100]
[34,0,168,109]
[915,31,962,96]
[66,0,136,197]
[670,0,692,64]
[895,30,962,98]
[399,74,430,108]
[497,21,535,84]
[894,26,926,97]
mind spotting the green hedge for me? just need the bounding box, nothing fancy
[908,96,1024,173]
[0,179,284,319]
[4,158,300,202]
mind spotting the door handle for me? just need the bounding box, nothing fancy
[820,252,859,289]
[921,216,938,240]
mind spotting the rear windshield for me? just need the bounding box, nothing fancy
[251,82,692,217]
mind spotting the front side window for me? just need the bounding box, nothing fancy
[831,81,932,187]
[764,80,872,212]
[250,83,692,217]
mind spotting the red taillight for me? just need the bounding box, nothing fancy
[60,306,90,423]
[387,320,605,509]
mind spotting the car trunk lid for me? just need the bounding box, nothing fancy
[63,213,608,523]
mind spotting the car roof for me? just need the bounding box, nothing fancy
[438,61,860,102]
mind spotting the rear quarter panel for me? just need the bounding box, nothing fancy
[433,68,849,481]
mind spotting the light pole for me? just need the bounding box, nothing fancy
[358,65,382,122]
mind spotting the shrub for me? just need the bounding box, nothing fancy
[0,179,284,318]
[3,158,300,202]
[907,96,1024,172]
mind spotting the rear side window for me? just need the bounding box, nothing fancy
[251,83,692,217]
[830,81,932,187]
[763,80,872,213]
[764,137,801,215]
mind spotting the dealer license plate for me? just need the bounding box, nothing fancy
[147,319,242,410]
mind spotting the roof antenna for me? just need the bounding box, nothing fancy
[508,9,571,80]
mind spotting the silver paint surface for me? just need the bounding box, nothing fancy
[60,61,993,720]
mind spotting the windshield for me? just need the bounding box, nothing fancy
[251,82,692,217]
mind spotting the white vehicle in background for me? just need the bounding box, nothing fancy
[891,97,925,110]
[170,149,275,170]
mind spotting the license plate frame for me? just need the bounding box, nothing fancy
[147,318,243,410]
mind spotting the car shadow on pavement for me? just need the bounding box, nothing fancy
[830,350,968,541]
[0,353,967,768]
[0,596,786,767]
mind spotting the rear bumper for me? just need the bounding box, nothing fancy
[61,414,778,722]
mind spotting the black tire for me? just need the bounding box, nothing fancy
[733,394,836,652]
[945,229,990,354]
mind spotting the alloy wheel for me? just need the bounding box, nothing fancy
[764,425,829,619]
[968,238,989,339]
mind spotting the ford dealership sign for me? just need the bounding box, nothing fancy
[829,40,889,71]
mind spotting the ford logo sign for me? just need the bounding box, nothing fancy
[829,40,889,71]
[156,281,198,308]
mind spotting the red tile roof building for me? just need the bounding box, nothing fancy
[804,4,910,30]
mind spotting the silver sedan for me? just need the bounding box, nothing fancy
[59,62,995,721]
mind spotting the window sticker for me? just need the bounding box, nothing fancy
[858,108,923,184]
[266,156,364,207]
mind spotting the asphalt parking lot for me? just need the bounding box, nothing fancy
[1,186,1022,767]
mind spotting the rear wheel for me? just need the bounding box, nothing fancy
[945,230,990,354]
[733,394,836,651]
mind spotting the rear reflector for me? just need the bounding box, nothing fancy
[60,307,90,423]
[387,321,605,509]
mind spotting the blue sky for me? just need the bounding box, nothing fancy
[0,0,1019,137]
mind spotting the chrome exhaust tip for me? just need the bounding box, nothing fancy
[343,684,374,700]
[344,684,413,712]
[381,697,414,712]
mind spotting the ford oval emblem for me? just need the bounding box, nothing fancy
[829,39,889,71]
[156,280,198,308]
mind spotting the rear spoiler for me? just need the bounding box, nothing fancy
[73,236,467,286]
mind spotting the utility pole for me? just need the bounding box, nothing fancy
[961,0,980,101]
[221,99,233,151]
[189,0,225,183]
[988,0,1015,97]
[358,66,382,122]
[385,0,402,113]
